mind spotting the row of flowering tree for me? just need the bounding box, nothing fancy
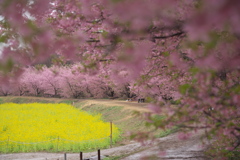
[0,0,240,159]
[0,65,137,99]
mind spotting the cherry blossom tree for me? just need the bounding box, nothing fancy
[0,85,11,96]
[38,66,62,97]
[11,80,29,96]
[0,0,240,158]
[20,67,45,96]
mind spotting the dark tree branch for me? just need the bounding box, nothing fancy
[203,110,223,126]
[153,31,185,40]
[179,124,210,129]
[99,58,114,62]
[86,38,100,42]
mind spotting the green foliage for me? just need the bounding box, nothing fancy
[194,0,203,9]
[58,100,75,104]
[10,98,26,103]
[101,30,109,38]
[51,55,66,66]
[205,133,240,159]
[223,150,240,160]
[186,40,203,51]
[145,115,165,129]
[230,85,240,94]
[189,67,200,76]
[0,97,55,104]
[0,34,8,43]
[80,105,126,122]
[161,51,170,57]
[170,99,181,105]
[156,126,179,138]
[111,0,124,3]
[204,32,220,51]
[34,64,46,71]
[179,84,192,95]
[145,97,155,103]
[0,58,14,73]
[206,147,240,160]
[103,156,123,160]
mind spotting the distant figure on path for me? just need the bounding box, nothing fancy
[138,98,145,103]
[126,98,132,101]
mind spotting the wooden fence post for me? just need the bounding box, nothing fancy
[98,149,100,160]
[7,136,10,153]
[57,136,59,152]
[110,121,112,148]
[64,153,67,160]
[80,152,83,160]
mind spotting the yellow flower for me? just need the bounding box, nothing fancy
[0,103,120,153]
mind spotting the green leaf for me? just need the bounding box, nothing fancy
[101,30,109,38]
[0,34,8,43]
[5,58,14,72]
[111,0,124,3]
[231,85,240,94]
[179,84,191,94]
[161,51,170,57]
[189,67,200,75]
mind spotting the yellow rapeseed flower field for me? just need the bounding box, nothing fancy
[0,103,120,153]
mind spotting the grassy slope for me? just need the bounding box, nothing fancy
[0,96,176,147]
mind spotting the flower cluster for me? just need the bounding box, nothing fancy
[0,103,120,152]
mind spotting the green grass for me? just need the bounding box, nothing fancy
[0,96,55,104]
[79,105,129,121]
[77,104,148,133]
[58,100,77,104]
[156,126,179,138]
[103,155,124,160]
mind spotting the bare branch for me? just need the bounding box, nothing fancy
[86,38,100,43]
[153,31,185,40]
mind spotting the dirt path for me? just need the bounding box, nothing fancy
[0,130,209,160]
[121,130,209,160]
[79,99,150,112]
